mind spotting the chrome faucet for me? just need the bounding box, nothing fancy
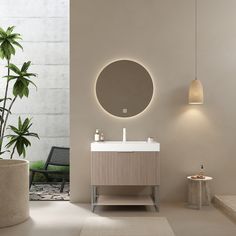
[123,128,126,142]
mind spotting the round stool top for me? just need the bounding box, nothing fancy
[187,176,213,181]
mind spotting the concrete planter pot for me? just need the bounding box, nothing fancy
[0,159,29,228]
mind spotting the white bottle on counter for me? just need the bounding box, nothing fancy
[100,133,104,142]
[94,129,100,142]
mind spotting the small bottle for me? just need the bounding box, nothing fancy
[94,129,100,142]
[100,133,104,142]
[199,164,204,178]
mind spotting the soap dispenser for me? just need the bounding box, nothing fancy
[94,129,100,142]
[100,133,105,142]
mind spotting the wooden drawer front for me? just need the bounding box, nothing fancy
[91,152,160,185]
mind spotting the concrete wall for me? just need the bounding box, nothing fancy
[71,0,236,202]
[0,0,69,161]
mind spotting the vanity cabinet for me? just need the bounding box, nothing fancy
[91,142,160,212]
[91,152,160,185]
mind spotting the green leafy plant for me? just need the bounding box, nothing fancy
[0,26,23,60]
[6,117,39,159]
[0,26,39,159]
[6,62,37,98]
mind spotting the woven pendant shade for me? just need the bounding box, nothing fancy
[188,79,204,104]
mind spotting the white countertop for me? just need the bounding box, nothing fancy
[91,141,160,152]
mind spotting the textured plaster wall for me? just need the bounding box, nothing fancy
[0,0,69,161]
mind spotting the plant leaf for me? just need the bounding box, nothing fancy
[21,61,31,72]
[7,63,21,74]
[6,26,15,35]
[6,117,39,158]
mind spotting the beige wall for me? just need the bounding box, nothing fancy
[70,0,236,202]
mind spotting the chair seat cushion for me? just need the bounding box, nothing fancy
[30,169,69,175]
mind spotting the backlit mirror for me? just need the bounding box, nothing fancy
[96,60,154,118]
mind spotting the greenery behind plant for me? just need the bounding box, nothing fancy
[0,26,39,158]
[30,161,69,182]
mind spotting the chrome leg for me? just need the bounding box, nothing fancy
[91,185,94,212]
[91,185,96,212]
[154,185,160,212]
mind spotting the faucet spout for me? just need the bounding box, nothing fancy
[123,128,126,142]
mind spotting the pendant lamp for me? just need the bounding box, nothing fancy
[189,0,204,104]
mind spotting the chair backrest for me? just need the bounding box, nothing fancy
[45,146,70,169]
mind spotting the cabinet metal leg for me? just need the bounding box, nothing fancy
[91,185,94,212]
[91,185,97,212]
[153,185,160,212]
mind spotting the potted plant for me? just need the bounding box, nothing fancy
[0,26,39,227]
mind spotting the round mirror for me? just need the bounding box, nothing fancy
[96,60,154,118]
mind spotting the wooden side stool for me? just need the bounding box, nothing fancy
[187,176,213,209]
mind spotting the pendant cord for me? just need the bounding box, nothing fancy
[195,0,198,80]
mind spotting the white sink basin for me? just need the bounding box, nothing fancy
[91,141,160,152]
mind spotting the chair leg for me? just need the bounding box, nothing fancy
[45,173,50,182]
[60,178,66,193]
[29,171,35,189]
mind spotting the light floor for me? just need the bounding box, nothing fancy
[0,202,235,236]
[214,195,236,222]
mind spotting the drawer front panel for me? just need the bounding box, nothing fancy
[91,152,160,185]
